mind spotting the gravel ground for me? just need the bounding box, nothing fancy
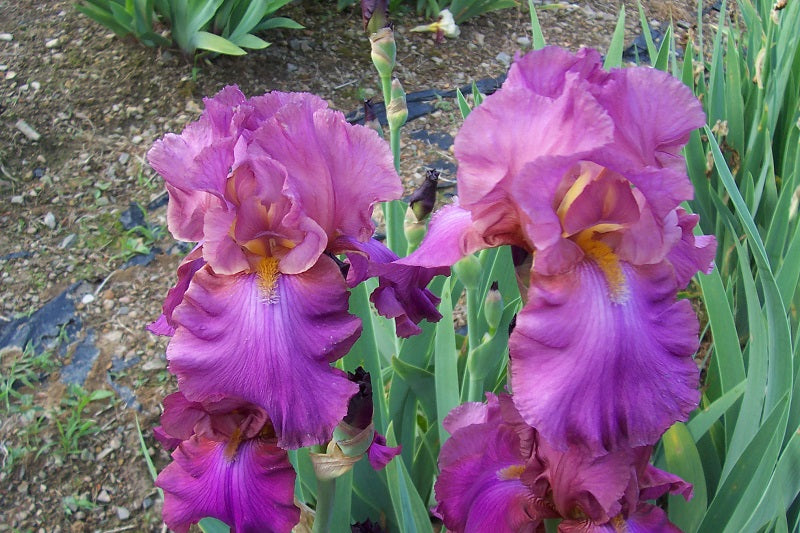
[0,1,704,530]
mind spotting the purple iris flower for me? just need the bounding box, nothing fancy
[147,87,444,449]
[401,47,716,454]
[435,394,691,533]
[155,392,299,533]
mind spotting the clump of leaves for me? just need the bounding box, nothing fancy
[55,385,115,456]
[74,0,302,57]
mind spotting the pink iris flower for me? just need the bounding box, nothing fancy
[434,394,691,532]
[148,87,444,449]
[155,392,299,533]
[402,47,716,454]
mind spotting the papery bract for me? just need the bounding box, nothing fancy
[402,47,716,454]
[148,87,443,448]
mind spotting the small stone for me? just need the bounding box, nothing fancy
[516,36,531,47]
[33,167,46,179]
[43,212,56,229]
[495,51,512,67]
[5,70,16,80]
[116,306,129,316]
[60,234,77,249]
[141,497,153,510]
[15,119,41,141]
[474,32,485,46]
[31,81,40,90]
[11,195,23,204]
[131,135,143,144]
[118,152,129,165]
[142,359,166,371]
[97,490,111,504]
[116,506,130,521]
[45,38,60,48]
[0,33,12,41]
[286,63,298,72]
[81,294,95,305]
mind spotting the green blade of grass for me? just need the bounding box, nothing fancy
[528,0,545,50]
[603,6,626,70]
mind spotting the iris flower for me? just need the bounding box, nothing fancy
[155,392,299,533]
[402,48,716,453]
[148,87,443,449]
[435,394,691,532]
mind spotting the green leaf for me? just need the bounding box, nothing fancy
[75,3,132,36]
[663,422,707,531]
[653,24,672,71]
[384,424,434,533]
[255,16,304,31]
[527,0,545,50]
[635,0,657,63]
[697,395,789,533]
[603,6,626,70]
[434,281,460,444]
[199,517,230,533]
[193,31,246,55]
[687,381,746,441]
[390,356,437,420]
[741,428,800,531]
[232,33,270,49]
[456,87,471,119]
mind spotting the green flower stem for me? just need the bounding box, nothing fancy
[380,74,393,122]
[311,475,336,533]
[465,286,484,402]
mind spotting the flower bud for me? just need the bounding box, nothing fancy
[453,254,481,290]
[363,98,383,136]
[484,281,503,333]
[370,27,396,80]
[362,0,388,34]
[408,168,438,222]
[386,78,407,132]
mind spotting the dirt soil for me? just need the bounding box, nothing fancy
[0,1,701,531]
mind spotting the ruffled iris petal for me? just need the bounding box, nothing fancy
[334,236,447,337]
[167,257,361,448]
[157,437,299,533]
[252,96,400,242]
[366,432,402,470]
[510,261,701,454]
[454,83,614,208]
[435,398,539,533]
[148,246,206,336]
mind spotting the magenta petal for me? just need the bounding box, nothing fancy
[367,432,401,470]
[157,437,299,533]
[667,209,717,287]
[334,236,447,337]
[559,504,682,533]
[399,204,488,268]
[148,246,206,337]
[168,258,361,448]
[455,83,613,208]
[154,426,182,451]
[435,398,539,533]
[592,67,706,174]
[504,47,607,98]
[536,438,632,523]
[252,95,400,242]
[510,261,701,454]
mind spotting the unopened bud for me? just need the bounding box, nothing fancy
[453,254,481,290]
[408,168,438,222]
[484,281,503,333]
[370,27,396,79]
[363,99,383,136]
[404,207,426,253]
[386,78,407,131]
[362,0,389,34]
